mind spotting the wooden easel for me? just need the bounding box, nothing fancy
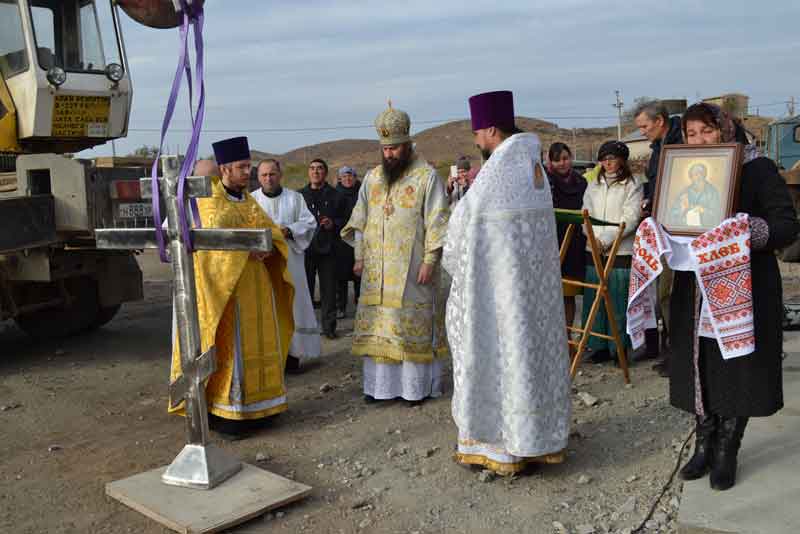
[555,209,630,384]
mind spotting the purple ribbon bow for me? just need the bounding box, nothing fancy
[150,0,205,262]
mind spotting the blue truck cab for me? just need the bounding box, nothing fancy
[765,115,800,171]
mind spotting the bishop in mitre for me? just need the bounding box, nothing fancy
[169,136,295,440]
[341,103,450,405]
[251,158,321,372]
[444,91,571,474]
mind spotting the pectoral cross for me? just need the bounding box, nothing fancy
[95,155,273,490]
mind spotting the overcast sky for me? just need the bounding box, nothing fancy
[84,0,800,158]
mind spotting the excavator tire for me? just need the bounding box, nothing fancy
[14,276,100,339]
[91,304,122,329]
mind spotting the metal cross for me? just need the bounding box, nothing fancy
[95,155,272,490]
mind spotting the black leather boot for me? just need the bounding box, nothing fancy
[710,416,749,491]
[285,355,302,375]
[680,414,717,480]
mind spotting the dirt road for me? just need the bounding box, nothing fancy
[1,256,692,534]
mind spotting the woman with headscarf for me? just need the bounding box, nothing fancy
[671,102,800,491]
[548,142,588,328]
[580,141,643,364]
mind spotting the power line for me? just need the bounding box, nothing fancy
[750,100,794,108]
[127,114,619,134]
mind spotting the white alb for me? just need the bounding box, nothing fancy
[252,187,322,362]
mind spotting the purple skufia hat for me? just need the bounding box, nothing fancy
[212,136,250,165]
[469,90,516,132]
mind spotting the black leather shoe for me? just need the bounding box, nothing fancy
[325,330,339,340]
[285,355,302,375]
[680,414,717,480]
[652,360,669,377]
[590,349,612,364]
[710,416,748,491]
[634,328,660,362]
[363,394,377,404]
[631,350,658,363]
[208,414,248,441]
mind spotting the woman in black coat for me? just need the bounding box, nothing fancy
[547,142,587,329]
[671,102,800,491]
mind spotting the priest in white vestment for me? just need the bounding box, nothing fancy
[252,159,321,372]
[341,103,450,405]
[444,91,571,475]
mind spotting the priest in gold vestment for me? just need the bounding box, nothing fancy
[341,104,450,405]
[169,137,295,439]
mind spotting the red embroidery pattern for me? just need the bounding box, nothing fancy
[693,214,755,356]
[627,214,755,360]
[627,219,664,347]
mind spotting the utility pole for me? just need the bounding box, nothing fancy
[613,90,624,140]
[789,96,796,117]
[571,127,577,155]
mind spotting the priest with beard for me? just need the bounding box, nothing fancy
[444,91,571,475]
[341,102,450,405]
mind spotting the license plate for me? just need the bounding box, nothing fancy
[118,202,152,219]
[0,173,17,193]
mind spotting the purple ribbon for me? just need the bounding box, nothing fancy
[149,1,205,262]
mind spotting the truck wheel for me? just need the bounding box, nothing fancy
[14,276,100,339]
[91,304,122,329]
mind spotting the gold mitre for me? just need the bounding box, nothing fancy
[374,100,411,146]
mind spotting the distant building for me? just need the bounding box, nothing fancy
[702,93,749,119]
[621,129,651,161]
[659,99,688,115]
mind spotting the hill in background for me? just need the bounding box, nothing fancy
[252,116,619,189]
[251,113,775,191]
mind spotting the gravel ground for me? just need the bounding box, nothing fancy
[1,260,703,534]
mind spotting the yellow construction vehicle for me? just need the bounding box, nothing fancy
[0,0,184,337]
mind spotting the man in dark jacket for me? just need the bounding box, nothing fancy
[300,159,347,338]
[634,101,684,374]
[635,101,684,212]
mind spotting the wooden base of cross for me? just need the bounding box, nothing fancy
[96,155,272,490]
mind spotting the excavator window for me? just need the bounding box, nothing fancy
[28,0,120,74]
[0,0,30,79]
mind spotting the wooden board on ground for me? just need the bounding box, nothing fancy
[106,463,311,534]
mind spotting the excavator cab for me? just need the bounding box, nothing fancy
[0,0,143,339]
[0,0,132,155]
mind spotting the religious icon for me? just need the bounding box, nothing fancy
[652,143,743,236]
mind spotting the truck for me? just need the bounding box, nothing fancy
[764,115,800,172]
[0,0,168,338]
[761,116,800,262]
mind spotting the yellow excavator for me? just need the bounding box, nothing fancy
[0,0,195,337]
